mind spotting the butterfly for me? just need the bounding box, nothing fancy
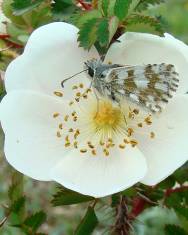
[84,59,179,113]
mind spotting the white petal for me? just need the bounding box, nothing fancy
[0,91,74,180]
[51,146,147,197]
[135,95,188,185]
[105,32,188,94]
[5,22,99,99]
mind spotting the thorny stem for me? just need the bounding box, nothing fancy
[113,185,188,235]
[113,196,131,235]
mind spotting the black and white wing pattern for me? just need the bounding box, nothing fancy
[106,63,179,112]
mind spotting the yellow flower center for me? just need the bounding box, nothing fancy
[93,101,122,129]
[52,83,156,157]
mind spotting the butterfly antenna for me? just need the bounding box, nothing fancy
[61,69,88,88]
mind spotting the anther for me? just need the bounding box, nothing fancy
[127,128,134,137]
[53,112,60,118]
[65,142,71,147]
[91,149,96,155]
[119,144,126,149]
[124,139,129,144]
[130,140,138,147]
[80,149,87,153]
[138,123,143,128]
[103,148,109,156]
[69,101,74,106]
[76,92,81,97]
[56,131,61,138]
[69,128,74,132]
[79,83,84,88]
[133,109,139,115]
[144,116,152,125]
[72,111,76,116]
[64,115,69,121]
[74,141,78,148]
[88,142,94,149]
[83,94,88,99]
[73,116,78,122]
[150,132,155,139]
[54,91,63,97]
[72,85,78,90]
[59,123,63,129]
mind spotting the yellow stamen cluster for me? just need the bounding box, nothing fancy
[52,84,156,157]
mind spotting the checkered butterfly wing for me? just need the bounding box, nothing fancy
[107,63,179,112]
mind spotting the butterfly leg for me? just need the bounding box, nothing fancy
[93,89,100,119]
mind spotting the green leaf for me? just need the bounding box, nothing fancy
[23,211,47,233]
[98,0,109,16]
[135,0,165,11]
[12,0,45,15]
[165,190,188,207]
[111,193,120,207]
[165,224,187,235]
[157,176,175,190]
[75,207,98,235]
[97,18,109,46]
[78,18,98,49]
[136,0,165,12]
[72,10,102,28]
[52,0,78,21]
[173,165,188,185]
[52,187,95,206]
[10,196,26,213]
[122,187,137,197]
[114,0,133,20]
[108,0,116,16]
[174,207,188,220]
[126,14,164,35]
[108,16,119,42]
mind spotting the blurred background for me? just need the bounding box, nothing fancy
[0,0,188,234]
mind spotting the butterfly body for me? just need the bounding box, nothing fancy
[85,59,179,113]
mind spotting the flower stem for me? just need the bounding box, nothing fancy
[77,0,92,10]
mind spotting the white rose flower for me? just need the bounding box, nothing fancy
[0,22,188,197]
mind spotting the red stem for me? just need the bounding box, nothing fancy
[0,34,10,39]
[5,40,23,49]
[0,34,23,48]
[77,0,92,10]
[130,185,188,219]
[165,185,188,197]
[129,197,146,219]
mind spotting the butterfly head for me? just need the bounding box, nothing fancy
[84,59,103,78]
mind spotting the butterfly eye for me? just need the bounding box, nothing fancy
[88,67,94,77]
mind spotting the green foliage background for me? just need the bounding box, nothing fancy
[0,0,188,234]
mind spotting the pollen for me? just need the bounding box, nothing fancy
[59,123,63,129]
[52,87,156,157]
[93,101,122,129]
[53,112,60,118]
[150,131,155,139]
[64,115,69,121]
[130,140,138,147]
[56,131,62,138]
[54,91,63,97]
[80,149,87,153]
[145,115,152,125]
